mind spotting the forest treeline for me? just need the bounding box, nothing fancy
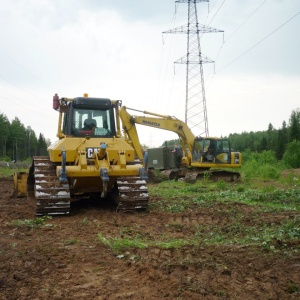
[0,113,50,162]
[228,108,300,168]
[164,108,300,169]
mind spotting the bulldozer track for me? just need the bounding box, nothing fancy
[31,156,71,216]
[115,177,149,212]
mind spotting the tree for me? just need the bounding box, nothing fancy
[0,113,51,161]
[25,126,38,158]
[9,117,26,161]
[161,139,179,148]
[266,123,277,151]
[289,109,300,142]
[260,136,268,151]
[283,140,300,168]
[0,113,10,158]
[276,121,288,160]
[37,133,48,156]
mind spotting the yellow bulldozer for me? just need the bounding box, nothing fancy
[14,94,149,216]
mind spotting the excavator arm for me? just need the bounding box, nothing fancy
[119,106,197,164]
[119,106,145,162]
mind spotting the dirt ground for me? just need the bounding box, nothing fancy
[0,177,299,300]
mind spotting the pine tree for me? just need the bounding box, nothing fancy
[0,113,10,158]
[276,121,288,160]
[289,109,300,141]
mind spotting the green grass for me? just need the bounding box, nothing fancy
[196,216,300,247]
[98,233,148,253]
[155,239,195,249]
[98,231,197,253]
[149,179,300,212]
[12,216,52,228]
[0,165,29,177]
[97,175,300,255]
[81,217,89,225]
[98,215,300,254]
[0,168,14,177]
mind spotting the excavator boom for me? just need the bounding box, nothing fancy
[120,106,194,163]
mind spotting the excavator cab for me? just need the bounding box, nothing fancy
[192,137,236,165]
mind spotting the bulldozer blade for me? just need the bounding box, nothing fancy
[13,172,28,198]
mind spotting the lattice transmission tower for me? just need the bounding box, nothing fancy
[163,0,223,137]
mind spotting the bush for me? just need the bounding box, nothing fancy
[0,156,11,162]
[242,151,280,179]
[283,140,300,168]
[259,164,280,179]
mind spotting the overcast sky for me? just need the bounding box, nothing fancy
[1,0,299,147]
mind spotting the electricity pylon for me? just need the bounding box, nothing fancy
[163,0,223,137]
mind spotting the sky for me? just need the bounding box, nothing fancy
[0,0,300,147]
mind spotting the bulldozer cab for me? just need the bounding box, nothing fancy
[192,137,231,164]
[62,97,116,137]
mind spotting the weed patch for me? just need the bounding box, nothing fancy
[12,216,52,228]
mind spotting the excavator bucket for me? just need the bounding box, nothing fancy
[13,172,28,198]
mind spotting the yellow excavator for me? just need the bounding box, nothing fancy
[14,94,149,216]
[119,106,242,181]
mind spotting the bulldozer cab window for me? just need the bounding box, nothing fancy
[71,108,115,137]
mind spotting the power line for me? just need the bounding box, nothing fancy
[201,0,266,91]
[207,0,226,26]
[0,49,56,121]
[208,0,222,13]
[225,0,268,42]
[0,46,54,92]
[206,0,268,68]
[217,10,300,72]
[0,49,41,82]
[0,74,41,101]
[0,72,55,122]
[0,92,53,122]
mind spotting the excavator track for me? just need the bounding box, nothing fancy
[182,169,241,182]
[31,156,71,216]
[114,177,149,212]
[162,169,240,183]
[205,169,241,182]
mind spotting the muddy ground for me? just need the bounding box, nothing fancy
[0,177,299,300]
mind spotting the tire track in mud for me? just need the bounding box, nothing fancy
[168,213,222,225]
